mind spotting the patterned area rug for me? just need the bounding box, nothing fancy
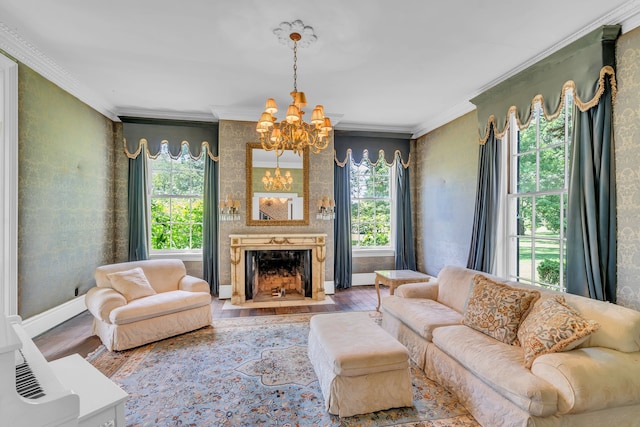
[87,312,479,427]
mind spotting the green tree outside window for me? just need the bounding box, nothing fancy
[149,145,204,251]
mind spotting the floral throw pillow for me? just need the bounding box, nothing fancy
[517,296,599,368]
[462,275,540,345]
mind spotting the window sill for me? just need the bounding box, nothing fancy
[149,251,202,262]
[352,248,395,258]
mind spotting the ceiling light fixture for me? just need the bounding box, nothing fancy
[256,20,332,156]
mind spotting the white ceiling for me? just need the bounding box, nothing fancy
[1,0,639,137]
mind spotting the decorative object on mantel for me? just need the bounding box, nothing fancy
[256,20,332,156]
[316,196,335,220]
[220,195,241,221]
[262,154,293,191]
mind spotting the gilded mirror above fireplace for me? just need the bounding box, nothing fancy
[246,142,309,226]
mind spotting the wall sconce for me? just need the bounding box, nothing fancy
[316,195,335,221]
[220,195,241,221]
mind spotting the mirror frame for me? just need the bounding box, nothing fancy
[246,142,309,226]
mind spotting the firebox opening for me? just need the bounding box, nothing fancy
[245,249,312,302]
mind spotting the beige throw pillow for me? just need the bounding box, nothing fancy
[517,296,599,368]
[462,275,540,345]
[107,267,156,302]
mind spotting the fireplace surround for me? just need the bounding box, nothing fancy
[230,234,326,305]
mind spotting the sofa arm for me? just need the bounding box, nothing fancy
[532,347,640,414]
[85,287,126,323]
[179,275,210,293]
[395,281,438,300]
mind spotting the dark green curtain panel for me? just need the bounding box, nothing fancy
[334,157,352,289]
[128,150,149,261]
[467,125,501,273]
[395,153,416,270]
[566,82,616,302]
[203,154,219,294]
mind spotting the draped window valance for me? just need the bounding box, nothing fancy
[471,25,621,144]
[334,131,412,168]
[122,120,219,160]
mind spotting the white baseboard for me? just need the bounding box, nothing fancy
[219,284,232,299]
[23,296,87,338]
[324,281,335,295]
[352,272,376,286]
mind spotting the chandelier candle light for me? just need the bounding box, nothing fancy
[220,195,241,221]
[256,20,332,156]
[262,155,293,192]
[316,195,335,220]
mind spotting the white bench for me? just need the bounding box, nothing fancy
[308,312,413,417]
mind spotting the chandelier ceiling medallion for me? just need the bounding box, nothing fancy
[256,20,332,156]
[262,154,293,192]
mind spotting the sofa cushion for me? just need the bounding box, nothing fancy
[395,281,438,300]
[462,275,540,345]
[382,295,462,341]
[107,267,157,302]
[109,290,211,325]
[517,296,599,368]
[432,325,558,417]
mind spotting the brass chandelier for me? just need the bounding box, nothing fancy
[256,21,332,156]
[262,155,293,192]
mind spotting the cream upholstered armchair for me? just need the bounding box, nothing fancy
[85,259,212,351]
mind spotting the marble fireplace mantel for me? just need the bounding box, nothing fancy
[229,233,326,305]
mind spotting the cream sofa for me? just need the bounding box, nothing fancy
[85,259,212,351]
[381,265,640,427]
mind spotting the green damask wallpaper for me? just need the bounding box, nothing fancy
[18,64,127,319]
[414,111,479,275]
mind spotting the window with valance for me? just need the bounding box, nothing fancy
[123,119,221,293]
[333,131,415,289]
[468,25,620,302]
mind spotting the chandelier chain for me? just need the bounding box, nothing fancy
[256,21,332,156]
[292,40,298,93]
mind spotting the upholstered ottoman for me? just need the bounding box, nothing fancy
[308,312,413,417]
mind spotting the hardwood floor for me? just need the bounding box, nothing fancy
[33,285,389,362]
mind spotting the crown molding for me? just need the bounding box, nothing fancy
[472,1,640,109]
[116,107,216,123]
[621,3,640,33]
[411,0,640,139]
[411,102,476,139]
[0,22,118,121]
[335,121,414,135]
[210,105,263,122]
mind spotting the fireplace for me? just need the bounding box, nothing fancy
[230,234,326,305]
[245,250,311,302]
